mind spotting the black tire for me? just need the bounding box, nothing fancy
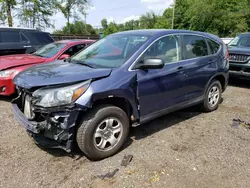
[202,80,222,112]
[76,105,129,161]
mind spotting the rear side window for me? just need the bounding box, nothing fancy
[207,39,220,54]
[183,35,208,59]
[76,44,87,51]
[1,31,20,43]
[25,32,54,44]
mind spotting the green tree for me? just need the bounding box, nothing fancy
[0,0,16,26]
[184,0,249,36]
[154,8,172,29]
[173,0,191,29]
[103,22,118,36]
[53,21,97,35]
[18,0,54,29]
[101,19,108,30]
[139,11,159,29]
[53,0,89,33]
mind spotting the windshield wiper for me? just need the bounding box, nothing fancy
[72,60,95,68]
[34,53,45,58]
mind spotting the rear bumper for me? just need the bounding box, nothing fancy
[229,63,250,79]
[229,71,250,79]
[0,78,15,96]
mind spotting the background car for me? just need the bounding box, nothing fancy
[0,27,55,56]
[0,39,95,96]
[228,33,250,79]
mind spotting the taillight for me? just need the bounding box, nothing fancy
[226,49,229,61]
[225,44,229,61]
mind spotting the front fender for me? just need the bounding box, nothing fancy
[75,72,139,120]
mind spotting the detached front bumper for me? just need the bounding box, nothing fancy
[0,78,15,96]
[12,103,83,152]
[12,104,40,133]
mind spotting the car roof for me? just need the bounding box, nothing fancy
[237,32,250,36]
[56,39,96,45]
[111,29,221,43]
[0,27,50,33]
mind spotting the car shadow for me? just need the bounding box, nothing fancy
[0,96,14,102]
[129,105,202,141]
[37,103,219,159]
[229,78,250,89]
[37,144,85,159]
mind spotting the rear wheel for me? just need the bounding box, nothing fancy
[202,80,222,112]
[76,105,129,160]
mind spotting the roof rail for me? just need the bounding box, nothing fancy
[0,26,36,30]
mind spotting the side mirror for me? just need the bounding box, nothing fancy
[59,54,70,60]
[136,58,164,70]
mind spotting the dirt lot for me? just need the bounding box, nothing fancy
[1,79,250,188]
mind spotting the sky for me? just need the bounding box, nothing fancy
[47,0,174,32]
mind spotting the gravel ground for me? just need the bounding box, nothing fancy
[0,79,250,188]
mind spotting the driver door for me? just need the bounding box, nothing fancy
[135,35,189,122]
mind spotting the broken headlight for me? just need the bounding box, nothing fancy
[33,80,90,107]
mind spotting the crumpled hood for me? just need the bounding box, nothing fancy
[14,61,112,89]
[0,54,46,70]
[228,46,250,55]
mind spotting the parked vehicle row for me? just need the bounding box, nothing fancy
[10,29,229,160]
[227,33,250,79]
[0,27,54,56]
[0,39,95,96]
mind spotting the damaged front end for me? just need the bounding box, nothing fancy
[12,87,86,152]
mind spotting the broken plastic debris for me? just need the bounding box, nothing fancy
[121,155,133,167]
[232,118,250,129]
[97,169,119,180]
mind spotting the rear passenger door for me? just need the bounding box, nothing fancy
[181,35,219,101]
[136,35,190,120]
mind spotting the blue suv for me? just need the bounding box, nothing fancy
[12,29,229,160]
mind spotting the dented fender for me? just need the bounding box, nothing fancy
[75,70,140,120]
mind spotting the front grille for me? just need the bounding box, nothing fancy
[229,54,250,63]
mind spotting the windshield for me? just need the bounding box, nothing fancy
[70,34,150,68]
[34,43,67,58]
[228,35,250,47]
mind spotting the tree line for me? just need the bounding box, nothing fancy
[100,0,250,37]
[1,0,250,37]
[0,0,88,30]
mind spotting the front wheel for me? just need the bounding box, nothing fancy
[76,105,129,160]
[202,80,222,112]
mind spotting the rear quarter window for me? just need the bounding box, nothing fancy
[183,35,209,59]
[25,32,54,44]
[207,39,220,54]
[1,31,21,43]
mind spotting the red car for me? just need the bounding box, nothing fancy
[0,39,95,96]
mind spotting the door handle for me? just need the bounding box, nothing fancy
[24,45,31,48]
[176,66,185,71]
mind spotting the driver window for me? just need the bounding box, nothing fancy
[139,35,180,65]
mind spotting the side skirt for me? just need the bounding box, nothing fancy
[139,96,204,125]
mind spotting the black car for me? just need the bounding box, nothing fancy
[228,33,250,79]
[0,27,54,56]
